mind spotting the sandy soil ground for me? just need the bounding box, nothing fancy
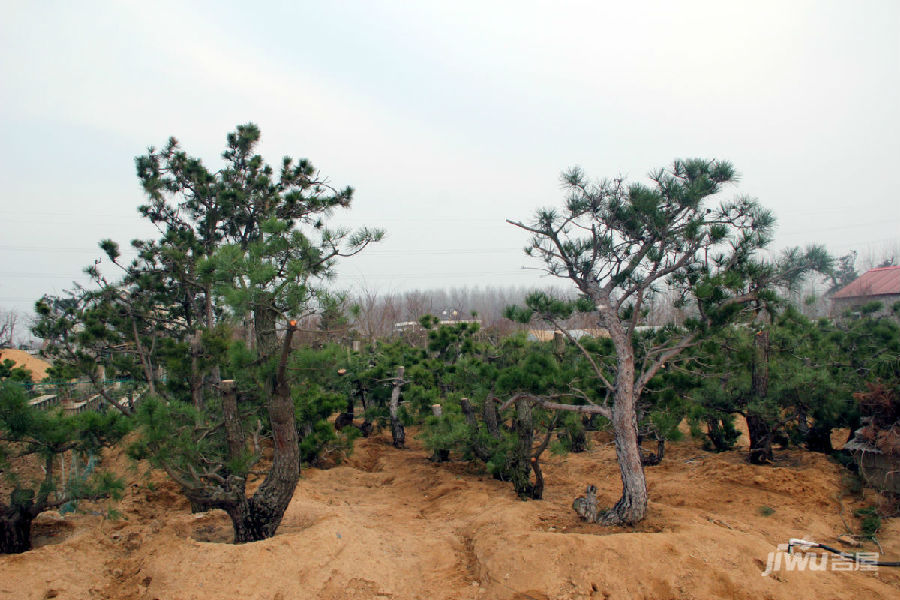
[0,349,50,381]
[1,430,898,600]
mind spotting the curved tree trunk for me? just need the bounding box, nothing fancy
[1,459,55,553]
[602,386,648,524]
[568,300,649,525]
[528,415,556,501]
[640,436,666,466]
[0,505,34,554]
[598,314,648,525]
[131,319,157,397]
[225,313,300,544]
[226,492,297,544]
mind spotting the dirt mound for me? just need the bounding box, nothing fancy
[1,432,898,600]
[0,348,51,381]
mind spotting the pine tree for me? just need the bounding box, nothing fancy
[38,124,382,543]
[0,383,129,553]
[508,159,829,524]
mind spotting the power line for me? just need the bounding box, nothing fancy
[0,244,523,255]
[0,272,90,279]
[0,209,504,223]
[0,245,139,254]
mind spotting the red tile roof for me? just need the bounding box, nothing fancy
[833,266,900,299]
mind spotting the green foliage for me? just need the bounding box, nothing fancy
[685,301,900,461]
[129,396,227,474]
[29,124,384,540]
[289,345,357,464]
[840,470,864,496]
[555,412,589,453]
[827,251,858,294]
[859,301,884,316]
[0,382,130,534]
[698,413,742,452]
[854,506,882,538]
[422,410,470,457]
[505,161,836,513]
[33,289,146,394]
[0,359,32,385]
[648,407,684,443]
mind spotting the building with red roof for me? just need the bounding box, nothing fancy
[831,265,900,320]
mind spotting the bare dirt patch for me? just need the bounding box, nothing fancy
[1,430,898,599]
[0,349,51,381]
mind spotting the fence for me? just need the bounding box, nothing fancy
[5,378,146,415]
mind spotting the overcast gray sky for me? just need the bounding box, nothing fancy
[1,0,898,318]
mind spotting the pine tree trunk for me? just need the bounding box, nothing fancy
[254,304,279,358]
[531,458,545,500]
[602,386,648,524]
[354,382,373,437]
[748,329,774,464]
[805,424,834,454]
[483,395,500,438]
[223,311,300,544]
[190,329,204,409]
[460,398,492,462]
[511,399,536,499]
[568,427,588,452]
[389,367,405,449]
[705,417,736,451]
[596,312,647,525]
[131,319,156,396]
[429,404,450,462]
[640,437,665,466]
[0,506,34,554]
[221,380,245,460]
[224,496,288,544]
[746,415,774,464]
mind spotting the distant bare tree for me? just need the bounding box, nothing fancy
[0,309,17,349]
[347,285,629,344]
[351,287,401,342]
[403,290,435,322]
[858,241,899,271]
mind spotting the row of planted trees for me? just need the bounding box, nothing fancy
[328,300,898,503]
[4,297,896,552]
[3,127,897,553]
